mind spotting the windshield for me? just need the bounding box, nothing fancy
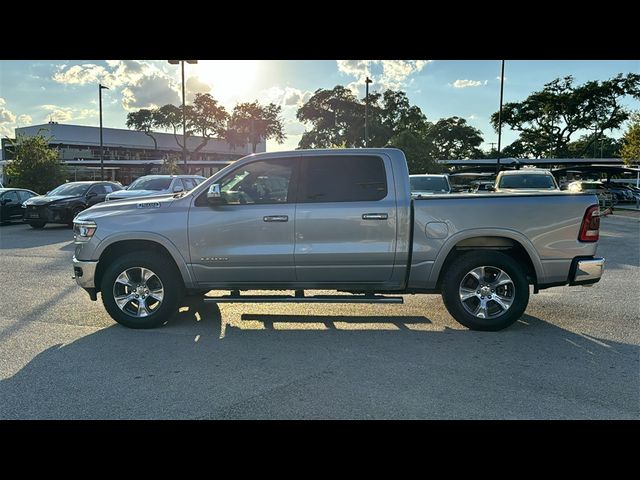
[498,174,556,189]
[410,176,449,192]
[48,183,90,197]
[128,177,172,191]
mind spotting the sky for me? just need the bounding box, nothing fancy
[1,59,638,153]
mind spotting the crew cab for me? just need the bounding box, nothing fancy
[71,149,604,331]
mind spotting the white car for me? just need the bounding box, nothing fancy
[494,169,559,193]
[409,174,451,197]
[105,175,206,201]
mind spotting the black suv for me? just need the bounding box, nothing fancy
[23,181,122,229]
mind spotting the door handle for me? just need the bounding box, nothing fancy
[362,213,388,220]
[263,215,289,222]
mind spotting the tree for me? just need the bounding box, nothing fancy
[154,104,187,151]
[4,132,66,193]
[187,93,229,159]
[160,154,180,175]
[620,112,640,166]
[226,101,285,153]
[387,129,438,173]
[297,86,364,148]
[426,117,484,159]
[492,73,640,158]
[125,109,158,150]
[567,134,622,158]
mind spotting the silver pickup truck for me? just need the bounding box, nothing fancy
[71,148,604,331]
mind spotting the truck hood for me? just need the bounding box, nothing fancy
[107,189,170,199]
[75,193,177,221]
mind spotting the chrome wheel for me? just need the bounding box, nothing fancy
[112,267,164,318]
[458,266,514,319]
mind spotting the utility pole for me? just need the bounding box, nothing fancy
[168,60,198,172]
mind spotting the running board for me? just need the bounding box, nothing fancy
[203,294,403,304]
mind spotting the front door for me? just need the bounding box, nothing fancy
[188,158,298,285]
[294,154,397,283]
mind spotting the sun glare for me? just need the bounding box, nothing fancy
[194,60,259,105]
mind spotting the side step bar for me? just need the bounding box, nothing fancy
[203,293,404,304]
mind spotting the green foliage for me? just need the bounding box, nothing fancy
[567,134,622,158]
[428,117,484,160]
[620,112,640,165]
[296,86,481,171]
[493,73,640,158]
[160,154,180,175]
[4,132,65,193]
[126,109,158,150]
[153,104,186,148]
[226,101,285,153]
[187,93,229,158]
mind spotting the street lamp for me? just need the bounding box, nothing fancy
[98,83,109,180]
[168,60,198,171]
[496,60,505,174]
[365,76,372,147]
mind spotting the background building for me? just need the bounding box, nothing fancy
[1,122,264,184]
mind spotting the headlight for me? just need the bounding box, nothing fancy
[73,220,97,242]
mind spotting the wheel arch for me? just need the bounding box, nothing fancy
[94,234,195,293]
[430,229,543,289]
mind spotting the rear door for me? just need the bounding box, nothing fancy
[294,154,397,283]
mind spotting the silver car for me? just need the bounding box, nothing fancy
[105,175,206,201]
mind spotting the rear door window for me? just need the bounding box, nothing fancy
[299,155,387,203]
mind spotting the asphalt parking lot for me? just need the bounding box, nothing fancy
[0,215,638,419]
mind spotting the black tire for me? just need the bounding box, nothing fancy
[441,250,530,331]
[29,221,46,229]
[100,251,184,329]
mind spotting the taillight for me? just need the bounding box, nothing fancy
[578,205,600,242]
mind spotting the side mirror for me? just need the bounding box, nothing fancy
[86,191,97,198]
[173,185,184,193]
[206,184,225,205]
[0,198,8,205]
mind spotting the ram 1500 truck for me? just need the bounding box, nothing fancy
[71,149,604,331]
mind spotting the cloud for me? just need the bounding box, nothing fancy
[468,114,478,120]
[185,75,211,102]
[496,76,508,82]
[121,74,181,111]
[452,79,486,89]
[337,60,431,93]
[52,64,111,86]
[40,105,98,122]
[0,125,14,137]
[17,114,32,124]
[42,104,73,122]
[260,86,313,107]
[53,61,181,112]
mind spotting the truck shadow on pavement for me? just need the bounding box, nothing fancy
[0,223,74,250]
[0,300,638,420]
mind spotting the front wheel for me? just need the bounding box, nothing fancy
[100,251,184,329]
[29,221,46,229]
[441,251,530,331]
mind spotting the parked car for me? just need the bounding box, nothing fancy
[469,181,495,193]
[601,182,635,203]
[105,175,206,201]
[567,181,615,209]
[409,174,451,197]
[0,188,38,224]
[494,169,559,192]
[23,181,122,229]
[72,148,604,332]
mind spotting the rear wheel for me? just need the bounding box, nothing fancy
[29,221,46,229]
[100,251,184,329]
[441,251,530,331]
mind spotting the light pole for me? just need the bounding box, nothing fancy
[99,83,109,180]
[496,60,505,174]
[168,60,198,171]
[365,76,372,147]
